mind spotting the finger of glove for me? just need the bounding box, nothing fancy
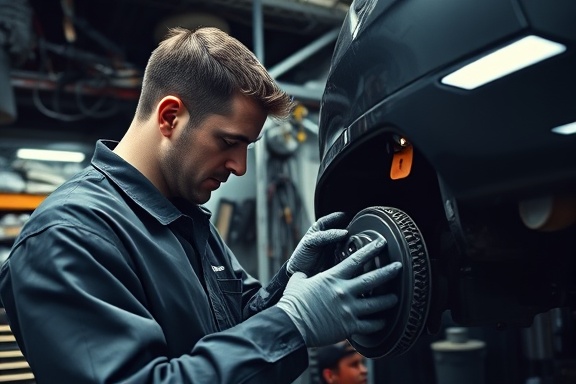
[288,229,348,275]
[330,239,386,278]
[313,211,347,231]
[288,271,309,283]
[300,229,348,250]
[347,261,403,296]
[351,294,399,317]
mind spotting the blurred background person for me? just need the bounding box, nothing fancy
[315,340,368,384]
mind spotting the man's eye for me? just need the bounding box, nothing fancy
[222,138,236,147]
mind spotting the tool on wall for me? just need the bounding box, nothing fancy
[266,103,311,273]
[265,103,309,158]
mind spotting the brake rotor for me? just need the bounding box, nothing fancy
[335,206,431,358]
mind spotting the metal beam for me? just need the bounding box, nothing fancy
[195,0,348,25]
[301,117,319,136]
[277,81,325,102]
[261,0,347,23]
[268,27,340,79]
[252,0,265,64]
[253,0,270,284]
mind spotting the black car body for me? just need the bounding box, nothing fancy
[315,0,576,338]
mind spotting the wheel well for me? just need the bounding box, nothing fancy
[315,130,447,258]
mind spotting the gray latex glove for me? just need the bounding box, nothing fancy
[277,238,402,348]
[286,212,348,277]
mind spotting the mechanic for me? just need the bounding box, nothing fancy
[0,27,402,383]
[315,341,368,384]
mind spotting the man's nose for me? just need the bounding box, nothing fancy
[225,149,247,176]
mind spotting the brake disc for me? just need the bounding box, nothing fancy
[335,206,431,358]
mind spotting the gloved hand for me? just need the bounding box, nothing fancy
[286,212,348,277]
[277,238,402,348]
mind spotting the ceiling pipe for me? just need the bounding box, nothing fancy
[261,0,347,23]
[188,0,348,25]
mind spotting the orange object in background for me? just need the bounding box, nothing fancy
[390,144,413,180]
[0,193,47,211]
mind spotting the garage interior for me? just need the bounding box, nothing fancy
[0,1,575,383]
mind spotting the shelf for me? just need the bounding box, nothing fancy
[0,316,34,383]
[0,373,34,383]
[0,352,22,359]
[0,194,47,211]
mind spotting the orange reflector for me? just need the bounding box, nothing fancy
[390,145,413,180]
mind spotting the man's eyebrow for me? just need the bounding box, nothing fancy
[222,132,263,144]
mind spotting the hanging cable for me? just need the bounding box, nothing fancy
[74,77,118,119]
[266,119,311,275]
[27,4,134,122]
[32,78,85,122]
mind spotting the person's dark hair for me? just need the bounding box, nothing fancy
[135,27,293,126]
[315,341,357,384]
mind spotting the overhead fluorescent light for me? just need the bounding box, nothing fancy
[441,35,566,90]
[551,121,576,135]
[17,148,86,163]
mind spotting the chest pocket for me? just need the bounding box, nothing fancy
[216,278,243,325]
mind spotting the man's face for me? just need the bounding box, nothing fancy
[330,353,368,384]
[162,94,267,204]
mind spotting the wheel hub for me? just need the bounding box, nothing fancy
[335,206,432,358]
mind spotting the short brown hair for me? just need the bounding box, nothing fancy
[135,27,293,125]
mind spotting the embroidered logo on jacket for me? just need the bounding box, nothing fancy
[211,265,225,272]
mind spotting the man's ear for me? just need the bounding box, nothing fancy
[157,96,184,137]
[322,368,336,384]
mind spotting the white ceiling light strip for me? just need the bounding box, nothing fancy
[16,148,86,163]
[551,121,576,135]
[441,35,567,90]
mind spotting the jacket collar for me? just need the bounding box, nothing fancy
[91,140,211,225]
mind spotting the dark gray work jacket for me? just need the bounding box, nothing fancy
[0,140,307,383]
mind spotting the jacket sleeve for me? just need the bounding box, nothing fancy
[241,261,291,320]
[0,224,307,384]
